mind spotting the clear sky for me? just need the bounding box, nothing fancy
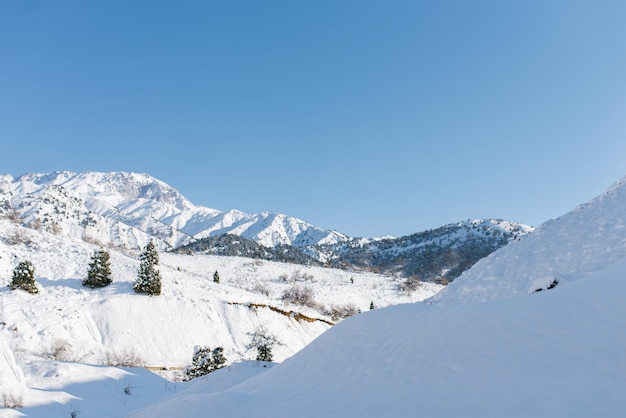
[1,1,625,238]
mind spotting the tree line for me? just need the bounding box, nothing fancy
[7,240,163,296]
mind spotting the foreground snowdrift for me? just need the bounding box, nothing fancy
[130,258,626,417]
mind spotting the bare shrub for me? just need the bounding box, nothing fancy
[2,393,23,408]
[398,275,421,293]
[104,349,145,367]
[435,277,449,286]
[292,270,315,283]
[248,282,271,297]
[4,229,30,245]
[281,284,317,307]
[327,303,361,322]
[42,339,71,361]
[42,339,89,362]
[81,233,103,247]
[7,207,21,224]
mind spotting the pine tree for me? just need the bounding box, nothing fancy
[184,346,227,380]
[133,240,162,296]
[247,326,279,362]
[83,248,113,288]
[256,344,273,362]
[213,270,220,283]
[370,300,375,310]
[9,260,38,294]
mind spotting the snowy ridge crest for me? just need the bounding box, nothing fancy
[430,175,626,305]
[0,171,348,250]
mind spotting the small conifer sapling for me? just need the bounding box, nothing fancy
[9,260,38,294]
[83,248,113,288]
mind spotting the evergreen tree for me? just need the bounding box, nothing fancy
[83,248,113,288]
[213,270,220,283]
[185,346,227,380]
[256,344,273,362]
[247,326,279,362]
[9,260,38,294]
[133,240,162,296]
[370,300,375,310]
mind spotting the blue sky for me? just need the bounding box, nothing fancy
[1,1,625,238]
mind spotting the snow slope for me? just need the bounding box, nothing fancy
[130,242,626,418]
[429,176,626,304]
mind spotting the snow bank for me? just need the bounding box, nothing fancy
[0,340,26,408]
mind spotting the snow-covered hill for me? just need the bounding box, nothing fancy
[317,218,532,280]
[125,176,626,417]
[429,175,626,304]
[0,171,347,250]
[131,257,626,418]
[0,218,442,415]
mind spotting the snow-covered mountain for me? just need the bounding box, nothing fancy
[0,171,532,283]
[125,180,626,417]
[317,219,532,280]
[0,171,347,250]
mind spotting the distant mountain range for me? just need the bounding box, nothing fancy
[0,171,532,281]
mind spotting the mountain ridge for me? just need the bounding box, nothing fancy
[0,171,532,281]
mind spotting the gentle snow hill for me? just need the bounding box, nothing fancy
[429,175,626,304]
[128,257,626,418]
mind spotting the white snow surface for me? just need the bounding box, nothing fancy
[429,175,626,304]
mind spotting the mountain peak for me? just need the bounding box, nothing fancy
[1,171,349,250]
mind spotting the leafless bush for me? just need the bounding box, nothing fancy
[435,277,449,286]
[42,339,72,361]
[2,393,23,408]
[248,282,271,297]
[327,303,361,322]
[4,229,30,245]
[281,284,317,307]
[397,275,421,293]
[42,339,89,362]
[104,349,145,367]
[81,233,103,247]
[292,270,315,282]
[7,208,21,224]
[279,270,316,283]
